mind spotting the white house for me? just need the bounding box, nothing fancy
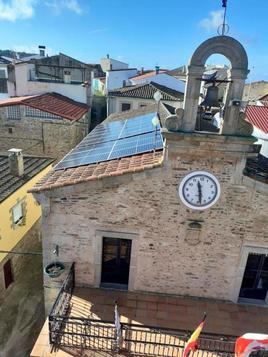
[107,81,184,115]
[130,69,185,93]
[105,68,138,93]
[100,55,129,72]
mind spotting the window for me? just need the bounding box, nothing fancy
[121,103,131,112]
[12,202,24,225]
[7,106,21,120]
[3,259,13,289]
[0,78,7,93]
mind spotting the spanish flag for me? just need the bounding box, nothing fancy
[182,314,207,357]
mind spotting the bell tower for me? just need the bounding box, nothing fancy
[182,36,250,135]
[162,35,258,183]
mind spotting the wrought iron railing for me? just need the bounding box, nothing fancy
[244,155,268,183]
[49,262,75,346]
[48,264,236,356]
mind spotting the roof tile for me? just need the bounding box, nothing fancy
[245,105,268,133]
[0,92,89,121]
[31,151,163,192]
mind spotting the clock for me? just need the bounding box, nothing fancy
[178,171,221,210]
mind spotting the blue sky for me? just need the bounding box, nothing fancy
[0,0,267,81]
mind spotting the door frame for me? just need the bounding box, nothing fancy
[93,229,138,291]
[232,245,268,304]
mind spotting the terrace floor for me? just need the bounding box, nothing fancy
[31,287,268,357]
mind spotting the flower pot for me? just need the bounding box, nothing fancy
[44,261,65,278]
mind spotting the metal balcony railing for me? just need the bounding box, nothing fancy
[48,263,236,356]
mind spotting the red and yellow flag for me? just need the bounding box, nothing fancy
[182,314,207,357]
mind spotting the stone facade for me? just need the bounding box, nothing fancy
[36,131,268,312]
[0,106,88,160]
[34,35,268,314]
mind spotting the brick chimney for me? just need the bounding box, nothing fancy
[8,149,24,177]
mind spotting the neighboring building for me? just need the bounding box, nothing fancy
[245,105,268,158]
[243,81,268,102]
[129,67,185,93]
[0,92,89,160]
[0,149,53,355]
[107,81,184,115]
[14,52,92,105]
[0,56,16,99]
[92,76,106,95]
[31,36,268,357]
[105,68,138,93]
[100,55,129,72]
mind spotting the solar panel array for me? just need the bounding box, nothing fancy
[55,112,163,171]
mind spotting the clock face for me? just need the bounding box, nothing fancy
[178,171,221,210]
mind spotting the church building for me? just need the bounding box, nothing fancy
[30,35,268,356]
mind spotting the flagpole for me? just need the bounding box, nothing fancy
[114,300,122,352]
[222,5,227,36]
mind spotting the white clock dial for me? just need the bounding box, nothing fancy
[178,171,220,210]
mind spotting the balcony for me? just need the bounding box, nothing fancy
[244,154,268,183]
[31,264,268,357]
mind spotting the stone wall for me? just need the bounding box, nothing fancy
[38,132,268,312]
[0,106,88,160]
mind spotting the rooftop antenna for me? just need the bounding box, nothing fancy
[217,0,229,36]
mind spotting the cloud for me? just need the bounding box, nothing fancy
[45,0,82,15]
[199,10,224,32]
[0,0,35,21]
[13,44,54,56]
[0,0,82,21]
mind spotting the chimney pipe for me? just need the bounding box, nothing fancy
[38,45,46,57]
[8,148,24,177]
[155,66,160,75]
[141,67,144,74]
[107,54,109,59]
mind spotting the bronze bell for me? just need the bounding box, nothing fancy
[201,85,220,108]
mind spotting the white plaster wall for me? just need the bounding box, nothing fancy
[131,73,185,93]
[101,58,129,72]
[106,69,138,93]
[15,63,87,103]
[107,96,183,115]
[253,126,268,158]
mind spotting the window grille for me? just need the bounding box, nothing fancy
[7,105,21,120]
[25,106,62,119]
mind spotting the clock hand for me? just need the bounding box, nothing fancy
[197,181,202,204]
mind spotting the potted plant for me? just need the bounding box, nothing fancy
[44,261,65,278]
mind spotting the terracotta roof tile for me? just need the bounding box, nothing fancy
[245,105,268,133]
[130,70,167,81]
[0,92,89,121]
[31,151,163,192]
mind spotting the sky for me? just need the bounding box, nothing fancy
[0,0,267,81]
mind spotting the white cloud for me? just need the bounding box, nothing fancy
[13,44,54,56]
[45,0,82,15]
[0,0,35,21]
[0,0,82,21]
[199,10,224,32]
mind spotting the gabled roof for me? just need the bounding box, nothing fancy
[245,105,268,133]
[130,70,167,81]
[108,81,183,101]
[0,155,53,202]
[0,93,89,121]
[30,151,163,193]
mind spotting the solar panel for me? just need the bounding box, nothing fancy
[55,112,163,171]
